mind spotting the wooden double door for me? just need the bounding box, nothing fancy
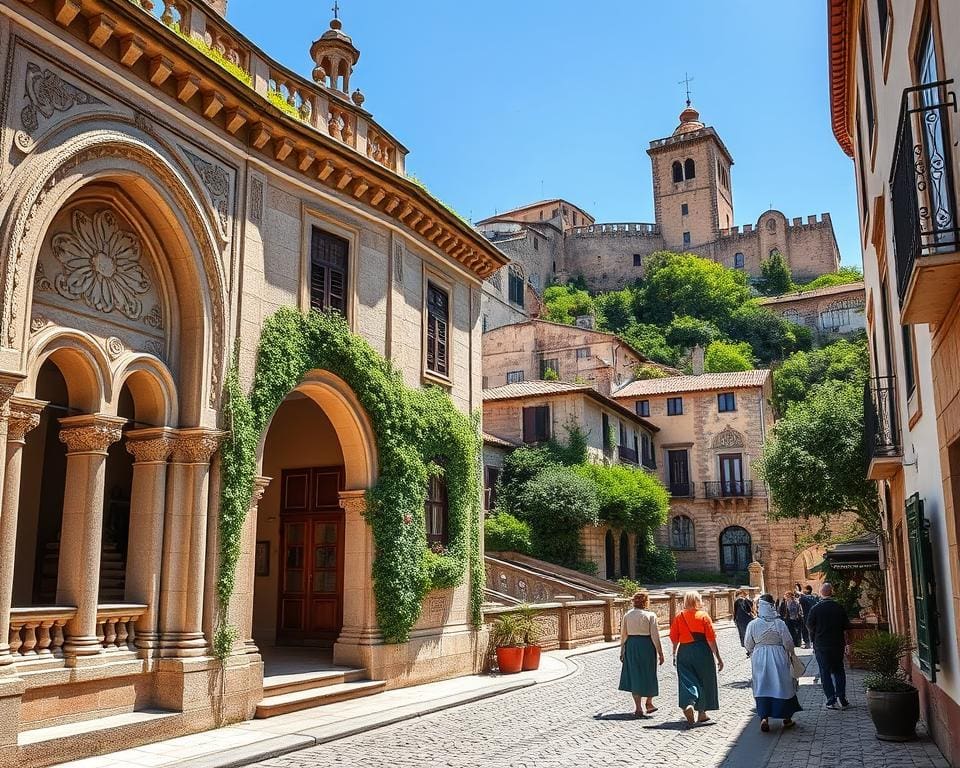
[278,467,345,647]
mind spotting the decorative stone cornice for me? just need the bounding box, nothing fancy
[170,428,227,464]
[338,489,367,516]
[7,397,46,443]
[252,476,272,506]
[125,426,175,463]
[58,414,126,454]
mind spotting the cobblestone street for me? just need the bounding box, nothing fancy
[255,627,948,768]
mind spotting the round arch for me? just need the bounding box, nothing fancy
[24,327,112,412]
[0,123,227,425]
[257,369,378,491]
[719,525,752,573]
[112,354,179,427]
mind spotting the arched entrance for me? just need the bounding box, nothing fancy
[252,370,377,653]
[719,526,752,573]
[604,530,616,579]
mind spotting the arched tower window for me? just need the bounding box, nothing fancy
[672,161,683,183]
[684,158,696,180]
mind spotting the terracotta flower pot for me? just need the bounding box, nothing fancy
[496,645,524,674]
[522,644,542,670]
[866,688,919,742]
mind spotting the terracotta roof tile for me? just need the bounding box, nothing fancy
[613,370,771,398]
[758,281,864,304]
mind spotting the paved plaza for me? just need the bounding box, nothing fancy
[256,627,948,768]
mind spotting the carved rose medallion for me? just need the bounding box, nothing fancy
[52,209,151,319]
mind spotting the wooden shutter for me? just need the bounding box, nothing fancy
[906,494,940,681]
[426,283,449,376]
[522,407,536,443]
[535,406,549,441]
[310,227,349,313]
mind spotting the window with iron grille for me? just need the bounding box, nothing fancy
[508,269,525,306]
[683,231,691,246]
[671,515,694,550]
[576,347,591,360]
[425,282,449,377]
[310,227,348,314]
[717,392,736,412]
[425,463,448,547]
[636,399,650,417]
[522,405,550,443]
[667,397,683,416]
[506,370,524,384]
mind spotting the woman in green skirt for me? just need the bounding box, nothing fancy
[619,592,665,717]
[669,591,724,727]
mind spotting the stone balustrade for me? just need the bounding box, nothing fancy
[8,606,76,662]
[571,222,659,237]
[96,604,148,653]
[127,0,405,171]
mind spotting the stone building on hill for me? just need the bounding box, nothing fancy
[758,281,866,339]
[478,105,843,326]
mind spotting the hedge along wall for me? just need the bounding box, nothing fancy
[214,307,483,652]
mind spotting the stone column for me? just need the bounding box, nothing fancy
[0,398,44,669]
[748,561,764,591]
[124,427,175,653]
[236,476,270,653]
[158,428,224,657]
[333,490,380,668]
[57,414,126,661]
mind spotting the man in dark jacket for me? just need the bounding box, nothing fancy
[798,584,819,649]
[806,583,851,709]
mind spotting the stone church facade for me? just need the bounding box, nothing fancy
[478,106,843,316]
[0,1,505,764]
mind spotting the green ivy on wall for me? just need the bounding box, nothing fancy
[214,308,483,653]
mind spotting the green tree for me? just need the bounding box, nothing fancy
[635,252,751,327]
[725,301,812,364]
[495,446,557,516]
[618,321,680,367]
[665,315,720,351]
[542,284,594,325]
[635,533,678,583]
[756,381,880,532]
[634,364,669,380]
[772,337,869,414]
[758,249,794,295]
[704,340,754,372]
[798,266,864,292]
[595,289,636,333]
[574,463,669,532]
[484,512,533,554]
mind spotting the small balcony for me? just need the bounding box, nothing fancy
[617,445,639,465]
[891,80,960,324]
[704,481,754,499]
[865,375,902,481]
[668,481,694,498]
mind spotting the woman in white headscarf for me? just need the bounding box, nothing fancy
[744,593,802,732]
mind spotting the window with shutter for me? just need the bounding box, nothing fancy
[426,282,450,377]
[906,494,940,681]
[522,405,550,443]
[425,461,449,548]
[310,227,349,314]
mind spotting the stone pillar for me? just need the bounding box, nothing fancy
[56,414,126,661]
[333,490,379,668]
[236,476,270,653]
[158,428,224,657]
[124,427,175,653]
[0,398,44,669]
[748,561,764,591]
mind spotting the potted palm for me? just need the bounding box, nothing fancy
[852,632,919,742]
[515,604,544,671]
[491,612,525,674]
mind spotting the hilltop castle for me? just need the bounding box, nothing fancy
[479,105,842,331]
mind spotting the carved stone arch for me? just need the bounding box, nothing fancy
[0,124,228,424]
[112,353,179,427]
[711,425,745,450]
[23,327,112,412]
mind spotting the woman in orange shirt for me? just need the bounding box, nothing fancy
[669,590,724,727]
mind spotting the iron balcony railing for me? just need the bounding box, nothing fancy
[864,375,902,460]
[890,79,959,302]
[704,481,754,499]
[668,481,694,498]
[618,445,639,465]
[641,452,656,471]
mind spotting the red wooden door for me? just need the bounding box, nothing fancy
[277,467,344,646]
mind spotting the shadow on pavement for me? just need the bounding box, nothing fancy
[593,711,649,721]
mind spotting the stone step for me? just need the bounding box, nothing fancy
[255,678,386,718]
[263,667,366,697]
[18,708,180,767]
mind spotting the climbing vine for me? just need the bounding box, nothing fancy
[214,307,483,648]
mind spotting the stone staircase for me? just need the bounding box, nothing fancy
[36,540,126,602]
[255,666,385,718]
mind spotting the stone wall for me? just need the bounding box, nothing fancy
[759,283,866,339]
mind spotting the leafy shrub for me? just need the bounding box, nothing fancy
[267,88,303,120]
[542,367,559,381]
[852,632,915,692]
[634,364,669,380]
[635,532,678,583]
[704,340,754,372]
[484,512,533,554]
[574,463,669,533]
[617,577,642,598]
[516,466,599,568]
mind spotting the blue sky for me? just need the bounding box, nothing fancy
[228,1,862,269]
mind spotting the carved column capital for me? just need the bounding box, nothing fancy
[252,476,272,505]
[338,489,367,516]
[7,397,46,443]
[126,426,176,463]
[0,373,26,415]
[58,414,126,454]
[170,427,227,464]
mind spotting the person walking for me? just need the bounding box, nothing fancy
[806,582,851,710]
[745,594,803,732]
[619,591,665,717]
[778,591,804,647]
[733,589,754,648]
[798,585,819,649]
[669,591,724,727]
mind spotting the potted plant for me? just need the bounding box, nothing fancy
[852,632,919,742]
[491,612,525,674]
[515,604,544,671]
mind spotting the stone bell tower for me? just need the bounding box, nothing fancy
[310,6,361,97]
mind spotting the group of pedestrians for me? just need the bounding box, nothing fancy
[618,583,852,731]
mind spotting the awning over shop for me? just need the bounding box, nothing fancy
[810,534,881,573]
